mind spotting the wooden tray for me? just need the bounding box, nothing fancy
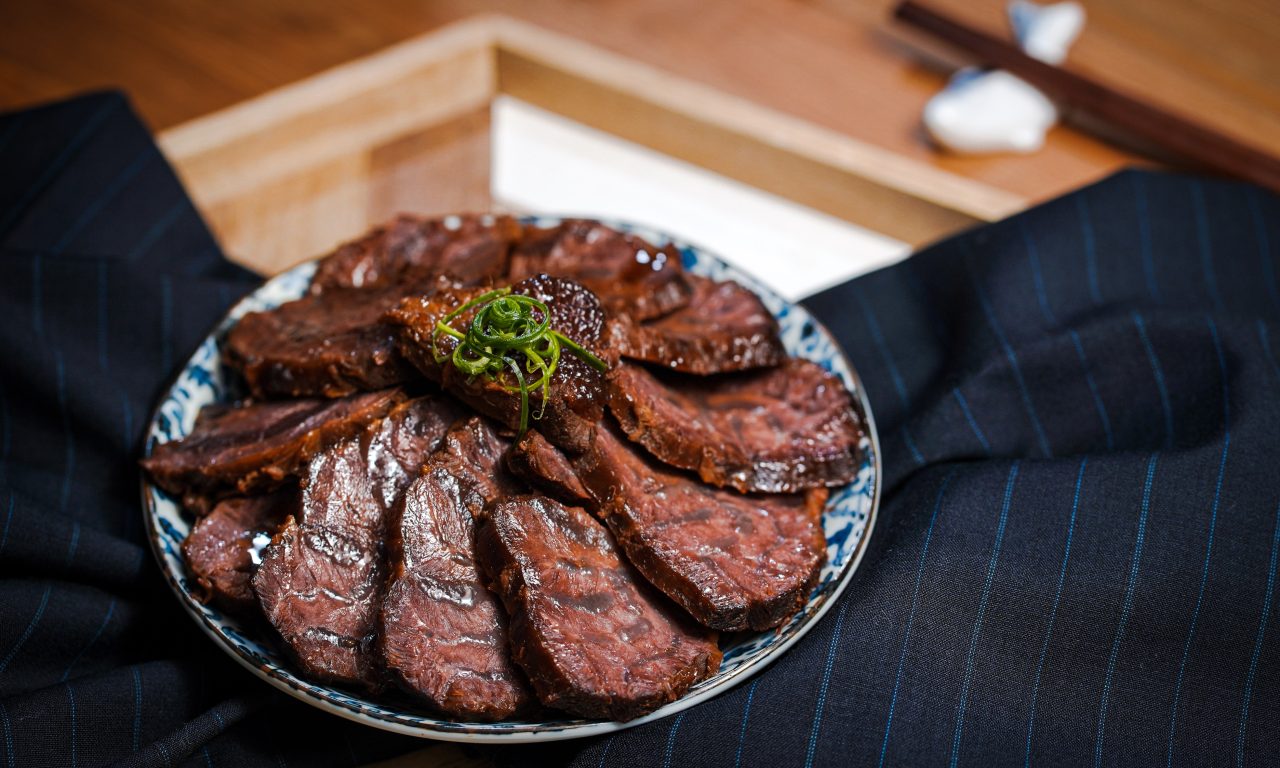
[157,14,1027,275]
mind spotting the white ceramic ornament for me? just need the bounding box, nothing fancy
[922,1,1085,155]
[1009,0,1086,65]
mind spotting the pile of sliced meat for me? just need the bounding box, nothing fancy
[141,215,864,723]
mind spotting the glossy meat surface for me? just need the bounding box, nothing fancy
[181,490,294,612]
[607,359,863,493]
[477,495,721,721]
[295,397,459,546]
[254,518,385,688]
[224,275,450,399]
[610,275,785,374]
[364,396,468,513]
[141,390,401,509]
[509,221,691,321]
[311,213,520,292]
[254,396,458,690]
[388,275,610,453]
[505,430,593,506]
[380,417,531,720]
[578,423,828,631]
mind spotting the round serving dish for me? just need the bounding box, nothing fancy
[141,215,881,743]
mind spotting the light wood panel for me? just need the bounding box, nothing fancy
[492,19,1019,242]
[158,20,494,210]
[155,19,497,273]
[202,106,492,275]
[157,16,1017,272]
[366,107,492,225]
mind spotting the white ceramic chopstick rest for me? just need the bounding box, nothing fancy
[922,1,1085,154]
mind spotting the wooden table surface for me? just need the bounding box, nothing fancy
[2,0,1278,205]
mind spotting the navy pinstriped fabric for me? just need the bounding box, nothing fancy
[1,93,1278,767]
[555,166,1280,768]
[0,94,427,767]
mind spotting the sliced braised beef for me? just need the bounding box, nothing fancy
[311,214,521,293]
[607,360,863,494]
[254,519,385,686]
[160,212,872,721]
[382,283,470,385]
[496,421,829,631]
[577,422,827,632]
[141,390,402,512]
[505,430,593,506]
[253,396,457,690]
[509,220,692,321]
[288,396,459,546]
[181,490,294,612]
[477,495,721,721]
[609,275,785,374]
[365,395,468,512]
[388,275,610,453]
[380,417,532,720]
[224,273,454,399]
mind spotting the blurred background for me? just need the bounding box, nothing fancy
[3,0,1278,187]
[3,0,1277,284]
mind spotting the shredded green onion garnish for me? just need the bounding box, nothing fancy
[430,287,608,433]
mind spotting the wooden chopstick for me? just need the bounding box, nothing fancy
[892,0,1280,194]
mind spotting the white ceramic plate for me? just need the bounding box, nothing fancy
[141,216,881,743]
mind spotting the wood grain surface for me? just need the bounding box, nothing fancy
[3,0,1278,205]
[155,15,1026,273]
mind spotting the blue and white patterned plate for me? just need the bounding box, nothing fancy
[141,216,881,743]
